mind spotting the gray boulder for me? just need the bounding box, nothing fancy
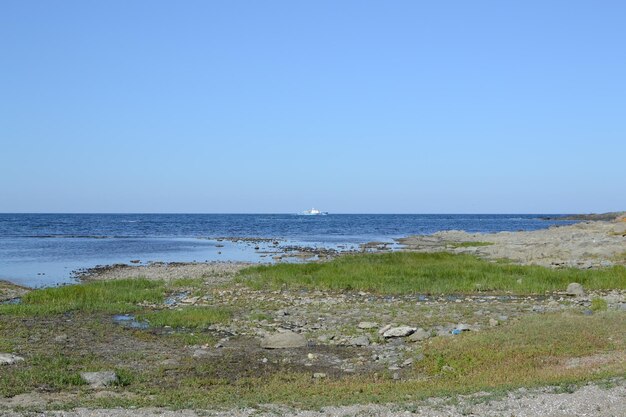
[348,335,370,347]
[80,371,118,388]
[383,326,416,338]
[261,331,307,349]
[408,328,431,342]
[566,282,585,297]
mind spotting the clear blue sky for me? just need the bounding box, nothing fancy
[1,1,624,213]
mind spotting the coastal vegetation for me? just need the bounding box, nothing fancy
[1,252,626,412]
[0,279,164,316]
[1,310,625,409]
[239,252,626,295]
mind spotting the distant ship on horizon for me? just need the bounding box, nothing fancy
[299,208,328,216]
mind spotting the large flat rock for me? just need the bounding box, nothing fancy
[260,331,307,349]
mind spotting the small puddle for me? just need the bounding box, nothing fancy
[112,314,149,329]
[0,297,22,305]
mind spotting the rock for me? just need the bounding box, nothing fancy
[260,331,307,349]
[348,335,370,347]
[455,323,471,332]
[0,353,24,365]
[357,321,378,329]
[53,334,68,343]
[378,324,392,335]
[408,328,431,342]
[313,372,326,379]
[566,283,585,297]
[489,318,499,327]
[80,371,118,388]
[382,326,416,338]
[192,348,211,358]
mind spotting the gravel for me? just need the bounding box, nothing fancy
[3,380,625,416]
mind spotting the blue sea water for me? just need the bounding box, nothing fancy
[0,213,575,288]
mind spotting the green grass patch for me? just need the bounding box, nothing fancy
[591,297,609,312]
[449,241,494,248]
[238,252,626,295]
[168,278,206,288]
[416,311,626,388]
[0,354,92,396]
[139,306,232,329]
[0,279,165,316]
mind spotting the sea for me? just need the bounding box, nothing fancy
[0,213,576,288]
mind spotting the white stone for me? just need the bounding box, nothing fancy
[383,326,416,338]
[0,353,24,365]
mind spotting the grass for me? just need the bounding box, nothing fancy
[0,279,165,316]
[1,302,625,409]
[168,278,206,288]
[139,306,232,329]
[77,312,626,409]
[448,241,494,248]
[416,311,626,388]
[591,297,608,312]
[238,252,626,295]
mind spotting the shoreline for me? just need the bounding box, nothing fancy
[71,218,626,284]
[1,219,626,416]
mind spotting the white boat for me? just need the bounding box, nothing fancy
[300,208,328,216]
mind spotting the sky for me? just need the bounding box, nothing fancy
[1,1,625,214]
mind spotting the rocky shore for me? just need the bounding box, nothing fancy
[2,217,626,416]
[0,281,30,302]
[76,261,249,284]
[398,219,626,268]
